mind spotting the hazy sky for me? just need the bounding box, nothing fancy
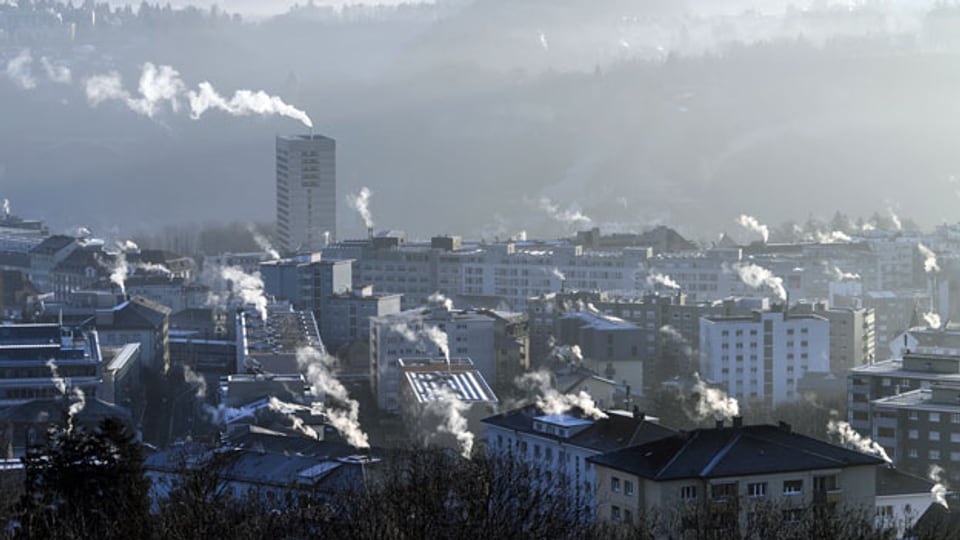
[107,0,436,18]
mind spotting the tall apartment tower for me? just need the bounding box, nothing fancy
[276,134,336,254]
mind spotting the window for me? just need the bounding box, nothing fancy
[952,433,960,443]
[909,411,919,420]
[783,480,803,495]
[951,452,960,462]
[611,477,621,493]
[930,432,941,442]
[909,448,918,458]
[952,414,960,424]
[930,450,941,460]
[931,412,941,423]
[624,509,633,525]
[748,482,767,498]
[680,485,697,500]
[908,429,919,440]
[711,482,737,501]
[611,506,621,522]
[625,480,634,496]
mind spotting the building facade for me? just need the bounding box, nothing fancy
[276,134,336,254]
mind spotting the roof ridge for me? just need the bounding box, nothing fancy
[654,431,699,481]
[699,432,742,477]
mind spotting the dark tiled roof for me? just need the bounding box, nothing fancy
[482,404,675,453]
[30,235,75,255]
[0,397,131,424]
[588,425,883,481]
[107,297,171,328]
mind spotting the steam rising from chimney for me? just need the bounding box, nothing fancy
[690,373,739,421]
[348,186,375,230]
[428,292,454,311]
[918,243,940,273]
[538,31,549,51]
[551,267,566,282]
[515,370,607,420]
[135,262,171,276]
[46,358,67,396]
[736,214,769,243]
[538,197,592,230]
[646,272,680,290]
[924,312,941,330]
[86,62,312,127]
[67,387,86,433]
[5,49,35,90]
[248,224,280,260]
[888,207,903,231]
[296,346,369,449]
[930,465,949,509]
[830,266,860,282]
[732,262,786,301]
[267,397,320,440]
[2,198,9,219]
[109,251,128,295]
[815,230,852,243]
[201,264,269,321]
[425,386,473,458]
[826,418,892,463]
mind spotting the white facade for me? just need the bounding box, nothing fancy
[699,310,830,405]
[276,134,336,254]
[370,306,496,413]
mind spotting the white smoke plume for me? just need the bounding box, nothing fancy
[538,197,592,229]
[86,62,312,128]
[736,214,769,243]
[646,272,680,290]
[217,265,268,321]
[40,56,71,84]
[425,386,473,459]
[815,230,852,244]
[348,187,375,230]
[733,263,787,301]
[918,243,940,273]
[924,312,942,330]
[46,359,66,396]
[184,365,252,426]
[547,336,584,366]
[538,30,549,51]
[826,418,892,464]
[2,198,9,219]
[690,373,739,421]
[296,346,369,449]
[930,465,949,509]
[551,267,566,282]
[67,387,86,433]
[135,262,172,276]
[248,225,280,260]
[183,365,207,399]
[187,81,313,128]
[515,370,607,420]
[422,325,450,364]
[888,207,903,231]
[830,266,860,282]
[109,252,128,295]
[660,325,694,361]
[267,397,320,440]
[427,292,454,311]
[5,49,35,90]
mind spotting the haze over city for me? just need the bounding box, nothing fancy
[2,0,960,538]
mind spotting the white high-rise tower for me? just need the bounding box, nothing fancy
[276,134,336,254]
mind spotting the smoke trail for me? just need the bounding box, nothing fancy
[815,230,852,243]
[267,397,320,439]
[515,370,607,420]
[425,386,473,459]
[924,312,942,330]
[39,56,71,84]
[2,198,9,219]
[646,272,680,290]
[67,387,86,433]
[918,243,940,273]
[660,325,694,363]
[348,187,375,230]
[109,252,128,295]
[930,465,949,509]
[736,214,769,243]
[183,365,207,399]
[551,267,566,282]
[829,266,860,281]
[690,373,739,421]
[5,49,35,90]
[247,224,280,260]
[214,265,268,321]
[538,31,549,51]
[296,346,369,449]
[187,81,313,128]
[135,262,172,276]
[538,197,592,229]
[46,359,67,396]
[547,336,584,366]
[732,263,786,301]
[422,325,450,364]
[428,292,454,311]
[888,207,903,231]
[826,418,892,463]
[86,63,185,118]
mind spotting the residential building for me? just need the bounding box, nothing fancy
[792,301,877,374]
[99,342,141,414]
[95,296,171,374]
[555,311,643,395]
[699,307,831,405]
[875,467,936,539]
[589,421,883,532]
[276,134,336,254]
[0,323,102,409]
[483,405,675,518]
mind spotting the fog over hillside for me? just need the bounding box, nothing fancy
[2,0,959,241]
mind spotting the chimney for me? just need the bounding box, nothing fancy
[778,421,792,433]
[715,419,724,429]
[632,405,642,419]
[732,416,743,428]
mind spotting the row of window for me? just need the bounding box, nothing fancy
[679,479,804,501]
